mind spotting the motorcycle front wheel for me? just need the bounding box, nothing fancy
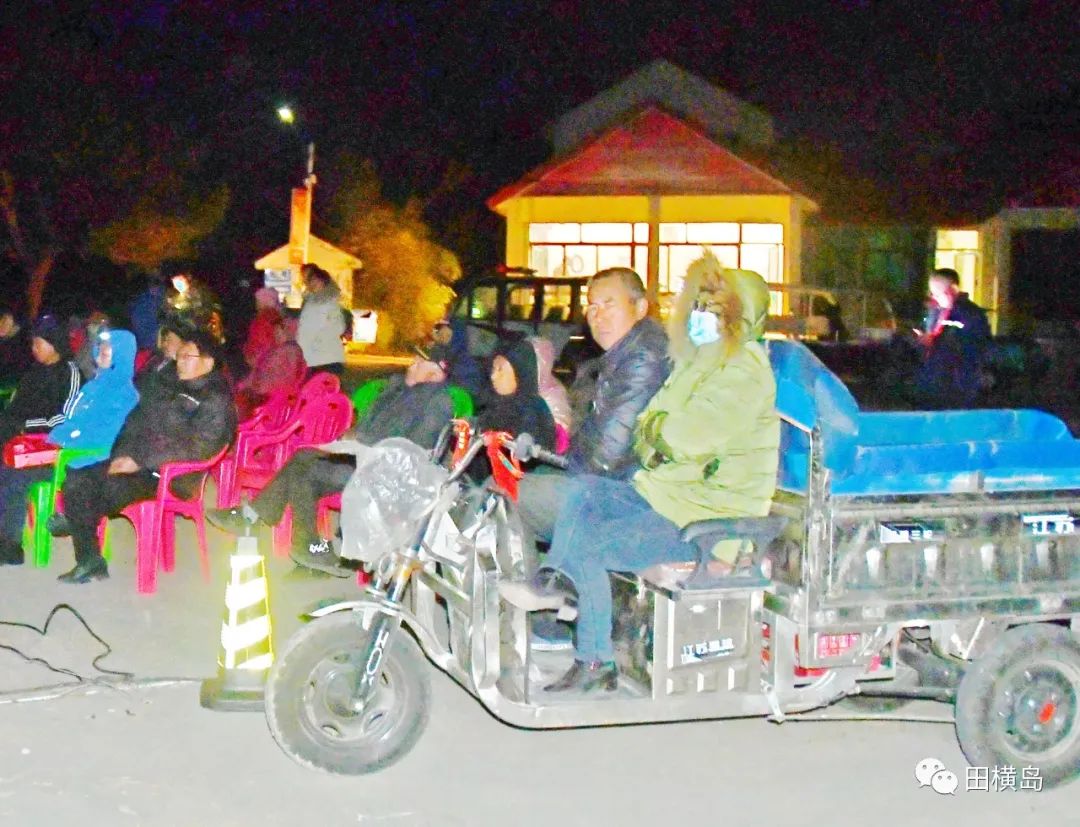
[265,611,431,775]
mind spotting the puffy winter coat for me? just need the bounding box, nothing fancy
[111,367,237,496]
[297,281,345,368]
[49,329,139,469]
[632,260,779,540]
[567,317,669,478]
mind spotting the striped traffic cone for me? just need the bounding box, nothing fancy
[200,534,273,711]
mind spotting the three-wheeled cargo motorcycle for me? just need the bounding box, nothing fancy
[263,340,1080,787]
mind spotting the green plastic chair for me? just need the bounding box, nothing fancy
[350,378,389,420]
[23,446,112,568]
[351,378,473,420]
[447,386,474,418]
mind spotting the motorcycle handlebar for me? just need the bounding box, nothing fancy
[511,433,569,470]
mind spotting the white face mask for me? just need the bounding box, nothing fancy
[688,309,721,347]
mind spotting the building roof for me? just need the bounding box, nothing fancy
[550,59,774,155]
[253,234,362,271]
[488,107,813,211]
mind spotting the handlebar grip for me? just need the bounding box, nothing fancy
[533,446,569,470]
[512,432,569,469]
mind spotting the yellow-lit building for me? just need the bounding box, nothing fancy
[253,234,361,309]
[487,62,817,317]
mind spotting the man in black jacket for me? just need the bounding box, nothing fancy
[55,332,237,583]
[914,267,992,409]
[208,354,454,574]
[516,268,670,553]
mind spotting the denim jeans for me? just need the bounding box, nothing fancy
[545,474,695,662]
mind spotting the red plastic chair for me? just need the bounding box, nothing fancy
[215,374,340,508]
[214,389,299,507]
[232,392,354,514]
[102,446,229,595]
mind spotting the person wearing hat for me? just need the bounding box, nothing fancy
[0,315,84,564]
[0,314,82,449]
[500,253,780,693]
[208,352,454,574]
[52,331,236,583]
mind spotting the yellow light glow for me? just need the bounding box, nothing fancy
[277,105,295,124]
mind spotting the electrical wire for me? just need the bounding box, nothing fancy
[0,603,203,706]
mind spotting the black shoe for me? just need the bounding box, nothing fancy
[206,506,260,535]
[289,539,350,578]
[47,513,71,537]
[544,659,617,693]
[57,559,109,584]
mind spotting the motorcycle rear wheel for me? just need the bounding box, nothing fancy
[265,611,430,775]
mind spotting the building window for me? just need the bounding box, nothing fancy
[658,222,784,311]
[528,223,649,279]
[934,229,980,296]
[527,221,784,310]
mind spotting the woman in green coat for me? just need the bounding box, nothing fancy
[500,252,780,693]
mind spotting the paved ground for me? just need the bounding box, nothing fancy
[1,508,1079,825]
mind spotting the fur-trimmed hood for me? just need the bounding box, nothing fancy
[667,251,771,363]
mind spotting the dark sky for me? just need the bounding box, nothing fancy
[1,0,1077,285]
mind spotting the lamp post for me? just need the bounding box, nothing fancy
[276,104,315,299]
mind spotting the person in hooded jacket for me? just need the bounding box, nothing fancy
[500,254,780,693]
[529,337,571,433]
[53,331,236,583]
[235,314,307,420]
[243,287,284,370]
[0,328,135,565]
[428,318,487,400]
[475,338,556,466]
[296,265,345,375]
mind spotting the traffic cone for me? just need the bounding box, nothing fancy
[200,534,273,711]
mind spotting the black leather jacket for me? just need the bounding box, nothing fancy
[567,318,670,478]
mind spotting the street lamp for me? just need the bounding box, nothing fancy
[276,103,315,190]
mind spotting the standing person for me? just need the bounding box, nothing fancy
[243,287,284,370]
[501,256,780,692]
[0,330,138,566]
[914,267,991,409]
[128,274,167,351]
[54,332,236,584]
[297,265,345,376]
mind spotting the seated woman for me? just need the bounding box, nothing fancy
[500,255,780,692]
[234,314,306,421]
[0,328,137,566]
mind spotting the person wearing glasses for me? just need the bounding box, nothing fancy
[51,331,236,584]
